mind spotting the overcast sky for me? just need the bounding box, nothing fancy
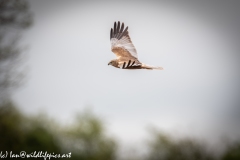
[13,0,240,150]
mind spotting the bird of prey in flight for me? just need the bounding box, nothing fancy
[108,21,163,70]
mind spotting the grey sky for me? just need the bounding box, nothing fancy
[13,0,240,149]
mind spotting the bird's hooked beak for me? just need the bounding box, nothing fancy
[108,62,111,65]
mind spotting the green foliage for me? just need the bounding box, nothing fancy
[1,102,240,160]
[222,142,240,160]
[146,129,216,160]
[24,125,61,153]
[0,102,24,152]
[0,102,61,160]
[0,103,117,160]
[60,109,117,160]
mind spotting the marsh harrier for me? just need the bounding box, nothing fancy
[108,21,163,70]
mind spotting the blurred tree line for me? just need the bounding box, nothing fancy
[0,0,239,160]
[0,0,32,103]
[0,102,240,160]
[146,129,240,160]
[0,102,117,160]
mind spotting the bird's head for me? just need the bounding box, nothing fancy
[108,60,119,68]
[108,60,114,66]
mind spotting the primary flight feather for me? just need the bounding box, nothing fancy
[108,21,163,70]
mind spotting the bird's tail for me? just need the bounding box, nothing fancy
[141,63,163,70]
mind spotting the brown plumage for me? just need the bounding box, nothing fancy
[108,21,163,70]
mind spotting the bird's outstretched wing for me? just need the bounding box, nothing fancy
[110,21,138,60]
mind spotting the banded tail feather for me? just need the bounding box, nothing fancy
[141,63,164,70]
